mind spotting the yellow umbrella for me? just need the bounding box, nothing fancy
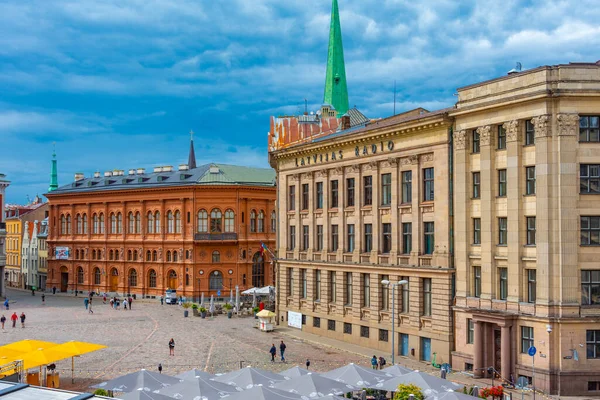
[0,340,60,356]
[256,309,276,318]
[48,341,107,356]
[12,348,75,370]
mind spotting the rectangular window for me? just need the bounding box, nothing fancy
[423,168,435,201]
[498,217,507,245]
[526,217,536,245]
[589,381,600,391]
[288,185,296,211]
[345,272,353,305]
[316,225,324,251]
[344,322,352,335]
[499,268,508,300]
[289,226,296,250]
[498,169,507,197]
[526,166,536,195]
[423,222,435,255]
[382,223,392,253]
[497,125,506,150]
[525,119,535,145]
[316,182,324,209]
[423,278,432,316]
[364,224,373,252]
[363,176,373,206]
[582,270,600,305]
[330,271,337,303]
[301,183,309,210]
[360,325,369,338]
[473,266,481,298]
[401,277,410,314]
[328,319,336,331]
[381,173,392,206]
[302,225,309,251]
[347,224,355,252]
[472,172,480,199]
[402,171,412,203]
[580,116,600,142]
[472,129,480,153]
[330,180,339,208]
[521,326,534,353]
[313,316,320,328]
[587,330,600,359]
[467,319,474,344]
[301,269,307,299]
[288,268,294,297]
[581,216,600,246]
[362,273,370,308]
[379,329,389,342]
[331,224,339,252]
[402,223,412,254]
[346,178,355,207]
[381,274,389,310]
[315,270,321,301]
[581,164,600,194]
[527,269,536,303]
[473,218,481,245]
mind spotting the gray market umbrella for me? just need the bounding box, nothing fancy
[252,290,257,308]
[315,396,346,400]
[200,292,204,307]
[91,369,182,393]
[230,289,233,303]
[321,363,391,387]
[220,385,307,400]
[280,366,313,378]
[157,374,243,399]
[119,388,175,400]
[213,366,287,389]
[209,295,215,315]
[235,285,240,315]
[174,368,214,381]
[372,371,463,395]
[434,391,479,400]
[382,364,413,376]
[273,372,357,397]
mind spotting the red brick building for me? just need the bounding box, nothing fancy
[45,161,276,298]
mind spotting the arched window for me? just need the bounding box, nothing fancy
[175,211,181,233]
[135,212,141,233]
[117,212,123,234]
[110,213,117,233]
[167,211,174,233]
[93,214,99,234]
[166,251,172,262]
[197,210,208,233]
[109,250,114,260]
[92,250,96,260]
[99,213,105,234]
[76,214,82,234]
[258,210,265,233]
[147,212,154,234]
[128,212,135,234]
[66,214,71,234]
[133,250,138,261]
[212,250,220,263]
[211,209,222,233]
[210,270,223,290]
[75,249,79,259]
[83,213,88,234]
[115,249,120,260]
[146,250,151,261]
[250,210,257,233]
[129,269,138,287]
[61,215,66,234]
[271,211,276,232]
[173,251,178,262]
[252,252,265,287]
[148,269,157,288]
[225,210,235,233]
[152,250,157,261]
[154,211,161,233]
[185,274,190,286]
[127,250,132,261]
[77,266,84,284]
[94,267,101,285]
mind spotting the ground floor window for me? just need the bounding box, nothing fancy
[328,319,336,331]
[344,323,352,334]
[313,317,320,328]
[589,381,600,391]
[360,325,369,338]
[379,329,388,342]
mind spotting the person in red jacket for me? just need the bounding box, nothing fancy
[10,312,18,328]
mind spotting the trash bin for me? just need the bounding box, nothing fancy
[133,294,136,300]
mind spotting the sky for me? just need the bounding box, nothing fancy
[1,0,599,204]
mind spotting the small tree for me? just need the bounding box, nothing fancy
[93,388,111,397]
[393,384,424,400]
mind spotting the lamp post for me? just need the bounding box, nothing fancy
[381,279,409,365]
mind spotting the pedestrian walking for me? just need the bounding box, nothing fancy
[371,355,378,370]
[306,359,310,370]
[0,315,5,329]
[116,299,120,310]
[102,294,107,304]
[19,312,26,328]
[378,356,386,370]
[158,363,162,374]
[123,298,128,310]
[41,293,45,305]
[10,312,17,328]
[4,298,9,310]
[168,338,175,356]
[52,286,56,295]
[31,288,35,296]
[160,295,164,305]
[279,340,287,362]
[84,297,89,310]
[88,298,94,314]
[109,298,114,308]
[128,296,133,310]
[269,344,276,362]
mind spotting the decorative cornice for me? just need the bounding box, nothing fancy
[420,153,433,163]
[301,172,313,180]
[477,125,493,146]
[532,115,551,138]
[289,174,299,182]
[316,169,328,178]
[503,120,520,142]
[345,165,359,174]
[557,113,580,136]
[453,130,468,150]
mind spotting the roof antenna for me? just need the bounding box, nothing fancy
[393,80,397,116]
[304,99,308,115]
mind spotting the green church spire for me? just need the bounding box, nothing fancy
[323,0,349,116]
[49,143,58,192]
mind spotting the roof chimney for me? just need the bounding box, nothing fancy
[137,168,145,175]
[340,114,351,130]
[162,166,173,172]
[153,167,162,173]
[74,172,85,182]
[93,171,100,178]
[178,164,189,171]
[104,171,113,177]
[128,169,136,175]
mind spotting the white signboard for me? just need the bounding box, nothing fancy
[287,311,302,329]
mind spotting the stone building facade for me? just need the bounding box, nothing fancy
[0,173,9,297]
[45,163,276,298]
[37,217,49,290]
[269,109,456,365]
[451,62,600,396]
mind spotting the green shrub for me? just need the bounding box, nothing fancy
[393,384,424,400]
[182,302,191,309]
[192,304,198,309]
[223,303,233,310]
[252,306,260,313]
[93,388,111,397]
[199,306,207,312]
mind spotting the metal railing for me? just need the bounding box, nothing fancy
[194,233,238,241]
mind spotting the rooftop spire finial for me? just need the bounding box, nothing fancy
[188,130,197,170]
[49,143,58,192]
[323,0,349,116]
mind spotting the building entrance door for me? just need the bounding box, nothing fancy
[110,269,119,292]
[60,272,68,292]
[400,334,409,356]
[421,337,431,362]
[167,270,177,290]
[494,329,502,373]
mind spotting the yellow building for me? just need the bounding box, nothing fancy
[5,215,22,288]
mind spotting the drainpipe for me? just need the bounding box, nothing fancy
[448,126,456,352]
[275,169,281,326]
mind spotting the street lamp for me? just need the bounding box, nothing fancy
[381,279,409,365]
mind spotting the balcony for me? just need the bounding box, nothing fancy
[194,233,238,241]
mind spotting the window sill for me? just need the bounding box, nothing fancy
[523,144,536,148]
[471,197,481,200]
[580,192,600,195]
[328,208,339,213]
[379,205,391,209]
[496,195,507,199]
[471,244,481,247]
[345,206,355,211]
[523,194,536,197]
[496,244,507,247]
[580,244,600,247]
[523,245,536,248]
[496,148,507,152]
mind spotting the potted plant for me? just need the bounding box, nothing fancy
[199,306,207,318]
[192,303,199,317]
[252,306,260,319]
[182,302,191,317]
[223,303,233,318]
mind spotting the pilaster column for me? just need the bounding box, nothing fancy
[371,162,380,263]
[478,125,494,301]
[473,320,484,378]
[501,325,512,378]
[452,130,469,298]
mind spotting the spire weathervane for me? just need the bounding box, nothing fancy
[323,0,349,116]
[188,130,197,170]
